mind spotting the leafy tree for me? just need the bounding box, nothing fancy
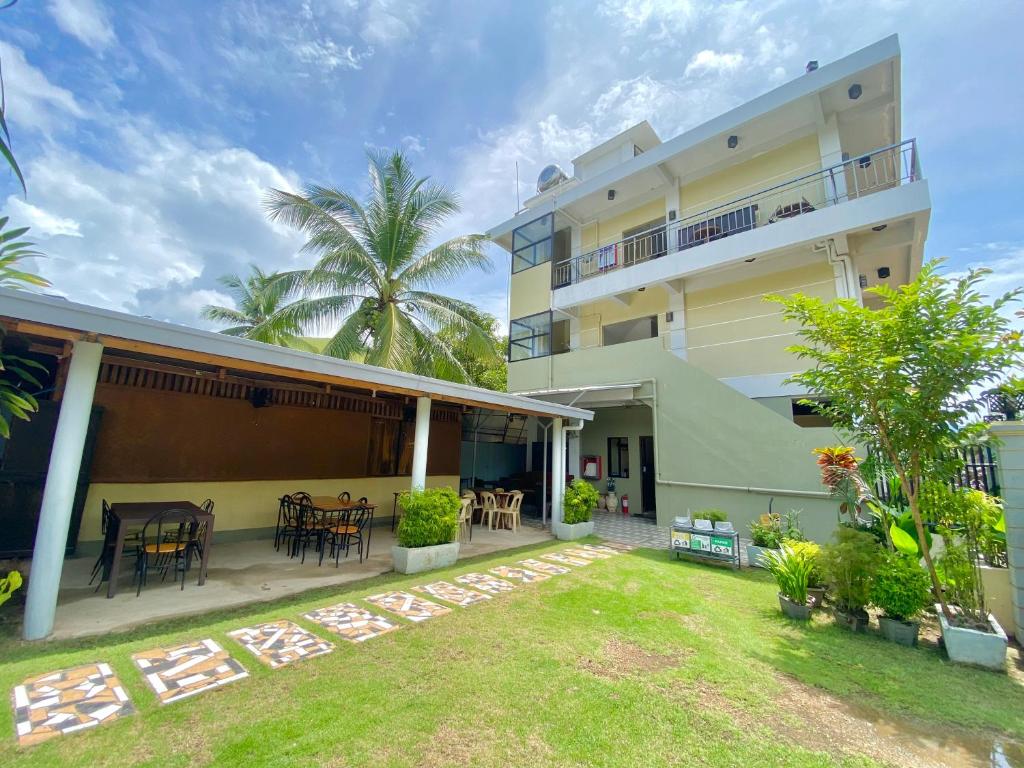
[436,308,507,391]
[264,150,491,381]
[202,265,310,349]
[770,261,1022,619]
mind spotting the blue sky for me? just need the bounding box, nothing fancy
[1,0,1022,333]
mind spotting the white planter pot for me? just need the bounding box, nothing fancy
[392,542,460,575]
[746,544,777,568]
[937,605,1007,671]
[552,520,594,540]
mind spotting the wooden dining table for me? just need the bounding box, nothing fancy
[105,501,213,598]
[308,496,376,557]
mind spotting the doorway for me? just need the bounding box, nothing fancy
[639,435,656,518]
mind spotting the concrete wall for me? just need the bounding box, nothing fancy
[509,262,552,320]
[581,197,666,253]
[578,406,653,511]
[991,421,1024,639]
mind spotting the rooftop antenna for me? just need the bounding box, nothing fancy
[514,161,521,213]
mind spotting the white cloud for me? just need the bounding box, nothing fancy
[684,49,744,76]
[47,0,116,53]
[401,135,425,154]
[361,0,426,46]
[0,42,84,134]
[4,198,82,238]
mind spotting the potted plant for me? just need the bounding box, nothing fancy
[694,508,727,526]
[820,526,880,632]
[761,544,814,621]
[870,551,931,646]
[392,487,461,574]
[931,487,1009,670]
[747,516,782,568]
[786,540,825,608]
[554,479,599,540]
[605,477,618,514]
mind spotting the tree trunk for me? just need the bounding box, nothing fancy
[906,486,951,620]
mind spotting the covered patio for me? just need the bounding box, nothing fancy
[0,289,592,641]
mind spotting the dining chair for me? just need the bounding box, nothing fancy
[496,491,523,533]
[89,499,140,590]
[275,494,302,553]
[337,491,351,503]
[135,508,198,597]
[478,491,499,530]
[321,506,372,566]
[187,499,214,564]
[457,496,473,543]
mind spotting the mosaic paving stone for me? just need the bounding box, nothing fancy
[581,543,626,556]
[228,620,333,669]
[133,639,247,705]
[564,547,612,560]
[599,541,637,552]
[413,581,491,607]
[364,591,452,622]
[12,663,134,746]
[541,552,591,567]
[489,565,550,584]
[304,602,401,643]
[454,572,516,594]
[518,558,571,575]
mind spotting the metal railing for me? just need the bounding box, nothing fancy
[552,138,921,288]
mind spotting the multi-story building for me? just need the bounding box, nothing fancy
[486,35,930,539]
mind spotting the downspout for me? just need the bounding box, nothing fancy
[818,238,859,305]
[633,376,830,500]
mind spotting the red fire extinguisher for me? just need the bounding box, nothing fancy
[621,494,630,516]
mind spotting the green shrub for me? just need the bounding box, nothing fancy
[564,479,599,524]
[785,539,823,587]
[694,508,727,524]
[820,526,881,613]
[396,488,460,548]
[761,544,813,604]
[750,520,783,549]
[0,570,22,608]
[870,552,932,622]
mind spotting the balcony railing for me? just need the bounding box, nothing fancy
[552,139,921,288]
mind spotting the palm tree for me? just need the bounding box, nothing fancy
[263,150,491,381]
[202,265,308,348]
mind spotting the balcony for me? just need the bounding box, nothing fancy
[552,139,921,289]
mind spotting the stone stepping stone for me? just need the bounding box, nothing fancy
[413,581,491,607]
[564,547,612,560]
[304,602,401,643]
[490,565,550,584]
[541,552,591,567]
[228,620,333,669]
[600,541,636,552]
[134,639,247,705]
[365,591,452,622]
[518,558,571,575]
[455,573,516,594]
[12,662,134,746]
[581,544,625,556]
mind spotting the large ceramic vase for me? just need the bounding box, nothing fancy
[606,491,619,515]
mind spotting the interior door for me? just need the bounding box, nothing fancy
[639,435,656,518]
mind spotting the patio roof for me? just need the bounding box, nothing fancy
[0,288,593,422]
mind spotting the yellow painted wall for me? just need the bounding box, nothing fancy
[578,287,669,348]
[80,475,459,543]
[679,135,822,219]
[685,262,836,378]
[581,197,666,252]
[509,262,552,320]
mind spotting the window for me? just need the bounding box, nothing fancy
[512,213,554,273]
[792,399,835,428]
[603,315,658,347]
[510,311,552,361]
[608,437,629,478]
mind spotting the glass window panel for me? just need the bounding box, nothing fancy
[509,311,552,361]
[512,214,553,251]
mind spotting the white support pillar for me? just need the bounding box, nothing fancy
[818,114,847,203]
[410,396,431,491]
[551,417,564,522]
[524,416,537,471]
[566,429,580,484]
[24,340,103,641]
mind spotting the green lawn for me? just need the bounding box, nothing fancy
[2,539,1024,767]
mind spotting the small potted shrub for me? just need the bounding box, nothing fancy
[747,517,782,568]
[820,526,880,632]
[393,487,461,574]
[761,544,814,620]
[786,540,825,608]
[870,552,931,646]
[694,509,727,526]
[554,479,599,540]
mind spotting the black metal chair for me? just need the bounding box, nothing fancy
[275,494,300,553]
[321,505,372,566]
[134,508,198,597]
[89,499,139,590]
[337,491,351,503]
[187,498,213,564]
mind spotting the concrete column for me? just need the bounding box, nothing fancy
[524,416,536,472]
[567,429,580,483]
[991,422,1024,640]
[410,396,431,491]
[24,340,103,641]
[665,281,687,360]
[817,114,847,203]
[551,417,564,522]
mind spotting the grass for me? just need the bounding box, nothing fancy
[2,538,1024,767]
